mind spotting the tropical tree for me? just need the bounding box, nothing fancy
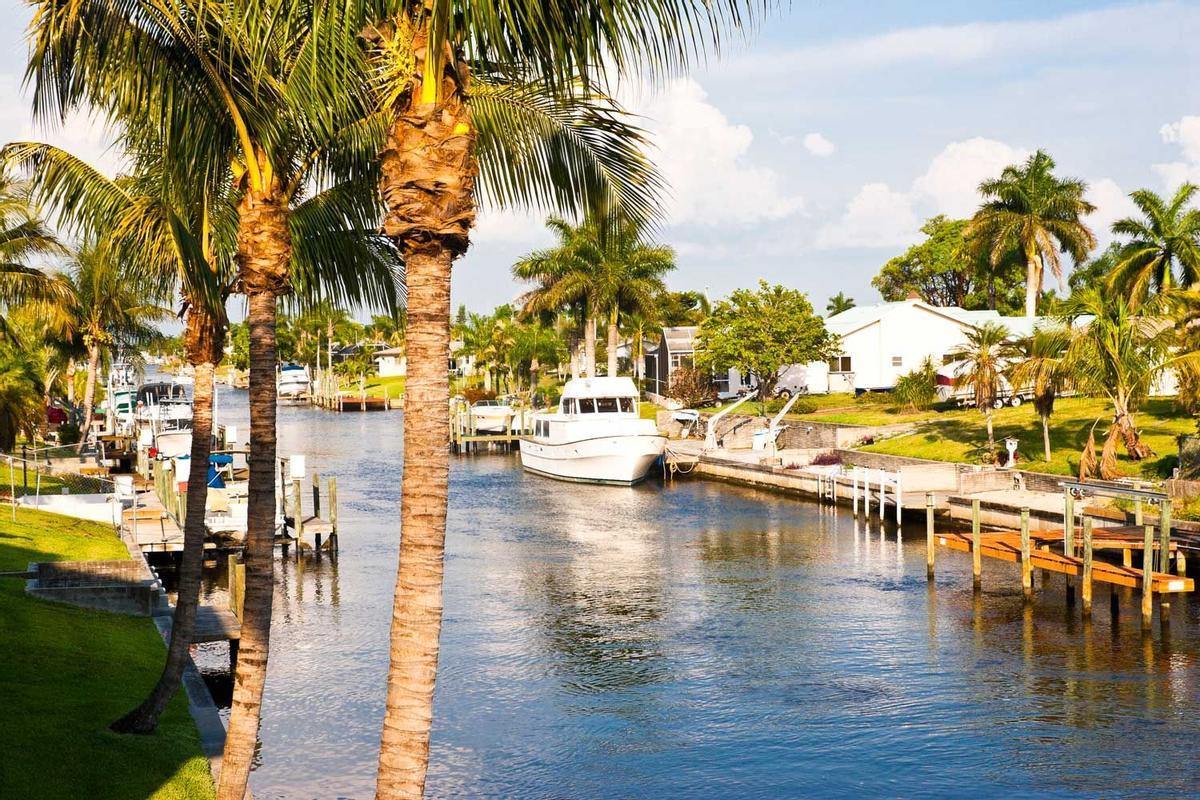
[948,322,1015,457]
[657,289,710,327]
[825,291,855,316]
[968,150,1097,318]
[508,320,565,399]
[1107,183,1200,305]
[696,281,836,410]
[0,338,45,451]
[1061,290,1172,461]
[514,213,674,377]
[355,3,761,797]
[0,173,66,335]
[1008,326,1071,462]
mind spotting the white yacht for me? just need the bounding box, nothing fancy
[278,363,311,399]
[519,377,665,485]
[470,398,516,433]
[134,382,193,459]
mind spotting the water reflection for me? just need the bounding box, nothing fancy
[195,382,1200,799]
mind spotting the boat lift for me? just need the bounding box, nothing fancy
[703,392,756,452]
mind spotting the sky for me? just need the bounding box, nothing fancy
[1,1,1198,318]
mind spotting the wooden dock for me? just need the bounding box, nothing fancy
[450,407,534,453]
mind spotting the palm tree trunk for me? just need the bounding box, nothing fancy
[376,245,453,800]
[66,357,76,410]
[985,407,995,452]
[76,343,100,450]
[607,316,619,377]
[1041,412,1052,462]
[1024,246,1042,318]
[111,359,215,733]
[583,315,597,377]
[216,291,277,800]
[217,182,291,800]
[1113,400,1154,460]
[529,358,540,405]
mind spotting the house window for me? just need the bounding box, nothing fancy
[828,356,852,373]
[669,353,694,371]
[891,356,903,368]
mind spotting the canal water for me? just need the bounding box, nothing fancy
[198,384,1200,799]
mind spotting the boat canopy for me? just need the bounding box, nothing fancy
[560,377,639,399]
[137,382,188,404]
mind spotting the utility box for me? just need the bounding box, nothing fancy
[288,454,306,480]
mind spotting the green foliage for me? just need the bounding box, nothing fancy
[825,291,855,316]
[968,150,1097,316]
[696,280,836,400]
[762,396,817,415]
[1107,183,1200,305]
[656,290,710,327]
[892,357,939,411]
[0,341,45,451]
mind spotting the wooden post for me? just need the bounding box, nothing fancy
[878,471,884,518]
[1064,490,1075,601]
[227,554,245,620]
[852,469,859,515]
[328,476,338,552]
[925,493,935,580]
[1141,524,1154,629]
[292,477,303,553]
[971,498,982,591]
[1158,498,1171,574]
[1082,516,1093,617]
[1020,507,1032,601]
[1133,480,1143,526]
[312,471,321,519]
[864,470,872,518]
[894,473,902,525]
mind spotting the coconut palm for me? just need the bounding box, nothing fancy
[508,320,566,399]
[1008,325,1071,462]
[357,3,759,796]
[1107,183,1200,305]
[0,173,67,335]
[968,150,1097,318]
[826,292,855,316]
[513,213,674,377]
[0,337,46,452]
[1061,290,1172,461]
[949,322,1015,456]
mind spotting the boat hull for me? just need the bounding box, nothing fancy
[154,431,193,459]
[519,434,666,485]
[278,382,310,398]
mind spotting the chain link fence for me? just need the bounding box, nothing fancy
[2,449,125,526]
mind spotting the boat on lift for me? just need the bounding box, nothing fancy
[278,363,312,399]
[518,377,665,485]
[134,381,193,459]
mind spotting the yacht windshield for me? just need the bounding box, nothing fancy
[578,398,595,413]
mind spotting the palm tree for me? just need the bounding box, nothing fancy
[1061,290,1172,461]
[826,292,855,316]
[949,322,1014,457]
[509,320,565,400]
[968,150,1097,318]
[0,173,66,336]
[0,337,46,451]
[1107,183,1200,305]
[1008,325,1071,462]
[357,3,757,797]
[514,213,674,377]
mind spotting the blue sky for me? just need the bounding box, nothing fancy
[1,1,1197,317]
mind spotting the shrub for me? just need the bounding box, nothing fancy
[810,451,841,466]
[892,357,938,411]
[763,396,816,415]
[462,387,497,404]
[667,366,717,408]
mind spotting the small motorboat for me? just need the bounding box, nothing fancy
[278,363,312,399]
[519,377,665,485]
[470,398,516,433]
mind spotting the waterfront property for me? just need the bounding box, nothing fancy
[644,326,756,400]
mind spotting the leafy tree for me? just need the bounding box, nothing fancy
[825,291,855,316]
[948,322,1015,457]
[696,281,835,409]
[0,173,66,336]
[1107,183,1200,305]
[1008,326,1071,462]
[968,150,1097,318]
[514,212,674,377]
[1061,290,1171,461]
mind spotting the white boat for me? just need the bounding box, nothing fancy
[134,382,193,459]
[470,398,516,433]
[519,377,665,485]
[278,363,311,399]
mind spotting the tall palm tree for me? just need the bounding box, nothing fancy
[1008,325,1071,462]
[826,291,855,316]
[1061,290,1172,461]
[0,173,67,336]
[0,335,46,451]
[1107,183,1200,305]
[513,213,674,377]
[949,322,1014,456]
[968,150,1097,318]
[508,320,565,399]
[356,3,759,797]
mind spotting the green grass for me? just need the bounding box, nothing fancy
[860,397,1194,478]
[0,508,215,800]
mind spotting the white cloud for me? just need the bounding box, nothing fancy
[817,137,1025,248]
[816,182,918,249]
[0,74,125,180]
[625,78,804,227]
[802,132,835,157]
[471,207,552,246]
[1084,177,1138,249]
[1153,116,1200,190]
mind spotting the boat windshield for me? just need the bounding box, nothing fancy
[569,397,636,414]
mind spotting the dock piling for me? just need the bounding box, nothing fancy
[328,476,338,553]
[852,470,859,515]
[971,498,982,591]
[1020,507,1032,601]
[1158,499,1171,574]
[1064,490,1075,601]
[925,493,935,580]
[1141,524,1154,629]
[292,478,303,557]
[1082,516,1094,617]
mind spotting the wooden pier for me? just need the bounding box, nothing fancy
[309,371,400,412]
[450,406,534,453]
[925,481,1194,627]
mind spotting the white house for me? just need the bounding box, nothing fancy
[373,347,407,378]
[805,298,1028,393]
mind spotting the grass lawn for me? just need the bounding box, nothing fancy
[341,374,406,394]
[861,397,1194,478]
[0,508,215,800]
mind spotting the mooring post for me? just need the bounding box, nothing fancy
[925,492,935,580]
[972,498,982,591]
[1082,516,1094,617]
[894,473,902,525]
[1158,498,1171,574]
[1133,480,1143,526]
[1064,490,1075,601]
[878,471,885,519]
[864,470,872,518]
[1141,523,1154,629]
[852,469,859,515]
[1020,507,1032,601]
[328,476,338,552]
[292,477,303,556]
[312,471,321,520]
